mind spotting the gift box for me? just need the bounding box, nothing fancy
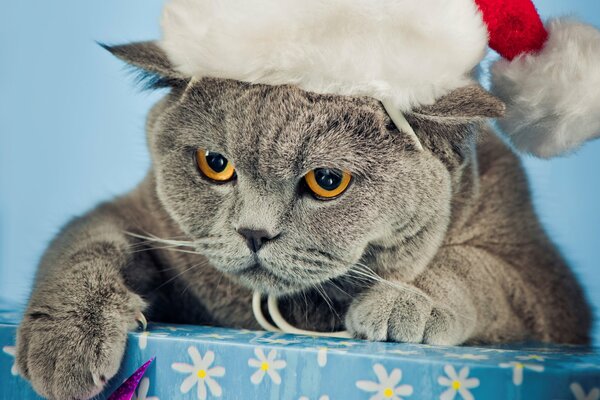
[1,301,599,400]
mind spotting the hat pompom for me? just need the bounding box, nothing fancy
[491,19,600,158]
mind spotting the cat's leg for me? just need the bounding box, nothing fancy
[15,203,153,400]
[345,245,528,345]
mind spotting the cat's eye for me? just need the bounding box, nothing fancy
[304,168,351,199]
[196,148,236,182]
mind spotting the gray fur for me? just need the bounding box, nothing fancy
[16,42,591,399]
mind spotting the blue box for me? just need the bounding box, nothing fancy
[1,301,599,399]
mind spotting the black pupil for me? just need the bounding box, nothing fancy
[206,152,228,173]
[314,168,343,191]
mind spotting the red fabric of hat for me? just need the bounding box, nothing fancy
[475,0,548,59]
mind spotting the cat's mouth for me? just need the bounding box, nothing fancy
[234,261,303,295]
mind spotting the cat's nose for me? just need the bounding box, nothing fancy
[237,227,279,252]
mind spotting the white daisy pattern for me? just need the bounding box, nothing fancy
[438,365,479,400]
[137,331,170,350]
[326,340,358,348]
[388,350,419,356]
[236,329,257,335]
[299,396,330,400]
[248,348,287,385]
[570,383,600,400]
[138,332,149,350]
[515,355,545,362]
[132,377,160,400]
[171,347,225,399]
[356,364,413,400]
[199,334,234,340]
[317,347,328,367]
[2,346,18,376]
[499,361,544,386]
[257,338,300,345]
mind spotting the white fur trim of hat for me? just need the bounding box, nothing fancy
[160,0,600,158]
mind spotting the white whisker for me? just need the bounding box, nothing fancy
[126,231,196,247]
[315,283,341,320]
[152,262,204,293]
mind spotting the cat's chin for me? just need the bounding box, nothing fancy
[233,263,313,296]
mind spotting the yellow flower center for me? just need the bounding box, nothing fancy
[383,387,394,398]
[515,363,524,369]
[452,380,461,390]
[197,369,207,379]
[261,362,270,371]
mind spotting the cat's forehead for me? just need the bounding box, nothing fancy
[192,77,387,124]
[178,78,400,179]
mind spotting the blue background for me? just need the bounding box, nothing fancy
[1,1,599,342]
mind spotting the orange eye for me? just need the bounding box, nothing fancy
[305,168,352,199]
[196,148,236,182]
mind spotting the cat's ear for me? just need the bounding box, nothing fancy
[411,85,505,124]
[100,41,187,89]
[406,85,506,166]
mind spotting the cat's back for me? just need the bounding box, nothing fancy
[457,131,544,248]
[457,131,592,343]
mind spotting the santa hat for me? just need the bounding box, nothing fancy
[160,0,600,158]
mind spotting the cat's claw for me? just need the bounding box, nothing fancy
[136,311,148,331]
[91,372,106,387]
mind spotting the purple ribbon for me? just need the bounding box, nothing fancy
[107,357,155,400]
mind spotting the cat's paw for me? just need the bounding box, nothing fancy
[16,265,146,400]
[345,282,470,345]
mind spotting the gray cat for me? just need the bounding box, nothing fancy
[16,42,591,400]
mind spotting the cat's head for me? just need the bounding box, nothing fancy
[106,42,504,295]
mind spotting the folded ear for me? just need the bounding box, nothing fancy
[411,85,505,123]
[100,41,187,89]
[406,85,506,167]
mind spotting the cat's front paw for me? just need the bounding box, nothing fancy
[345,282,471,345]
[16,266,146,400]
